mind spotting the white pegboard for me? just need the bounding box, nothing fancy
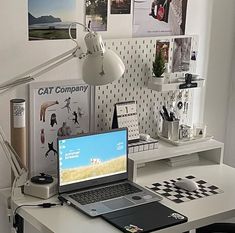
[95,36,198,138]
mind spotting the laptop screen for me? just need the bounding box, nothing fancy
[58,128,128,193]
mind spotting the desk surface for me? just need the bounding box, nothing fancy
[12,161,235,233]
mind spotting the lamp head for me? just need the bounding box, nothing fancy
[82,31,125,86]
[84,31,106,55]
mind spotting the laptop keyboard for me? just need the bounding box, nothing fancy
[69,183,142,205]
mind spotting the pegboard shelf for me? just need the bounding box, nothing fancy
[96,36,199,136]
[147,79,205,92]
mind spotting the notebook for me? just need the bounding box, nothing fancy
[57,128,162,217]
[102,201,188,233]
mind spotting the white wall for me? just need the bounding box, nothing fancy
[203,0,235,143]
[224,42,235,166]
[185,0,213,125]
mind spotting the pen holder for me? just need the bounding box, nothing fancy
[162,119,179,141]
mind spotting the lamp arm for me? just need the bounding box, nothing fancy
[0,46,84,94]
[0,127,23,178]
[0,126,28,201]
[29,52,77,83]
[0,139,19,178]
[6,141,25,174]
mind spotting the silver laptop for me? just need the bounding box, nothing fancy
[57,128,162,217]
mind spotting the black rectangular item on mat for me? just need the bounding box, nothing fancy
[102,201,187,233]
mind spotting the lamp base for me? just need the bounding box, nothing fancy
[24,178,57,199]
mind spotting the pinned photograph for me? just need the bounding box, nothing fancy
[191,51,197,61]
[172,37,192,73]
[85,0,108,31]
[111,0,131,14]
[133,0,188,37]
[28,0,76,40]
[156,40,170,64]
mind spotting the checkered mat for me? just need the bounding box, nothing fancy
[147,175,224,204]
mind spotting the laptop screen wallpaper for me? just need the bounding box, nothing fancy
[58,130,127,186]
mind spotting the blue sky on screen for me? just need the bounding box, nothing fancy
[28,0,76,21]
[59,130,127,170]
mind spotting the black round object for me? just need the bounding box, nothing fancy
[31,173,53,184]
[177,101,183,110]
[132,196,142,200]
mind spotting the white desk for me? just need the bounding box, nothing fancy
[11,161,235,233]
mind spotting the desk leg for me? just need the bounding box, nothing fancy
[15,214,24,233]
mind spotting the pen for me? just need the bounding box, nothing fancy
[159,110,165,120]
[170,112,176,121]
[162,106,170,121]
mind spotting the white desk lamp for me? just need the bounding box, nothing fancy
[0,22,125,94]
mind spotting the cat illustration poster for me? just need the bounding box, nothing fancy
[29,79,94,176]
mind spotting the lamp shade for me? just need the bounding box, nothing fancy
[83,50,125,86]
[82,31,125,86]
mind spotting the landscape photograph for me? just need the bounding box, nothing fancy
[28,0,76,40]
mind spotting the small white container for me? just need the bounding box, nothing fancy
[151,76,165,84]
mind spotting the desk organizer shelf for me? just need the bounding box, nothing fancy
[148,79,205,92]
[158,134,213,146]
[128,139,224,181]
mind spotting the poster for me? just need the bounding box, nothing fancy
[85,0,108,31]
[133,0,188,37]
[29,80,94,176]
[28,0,76,40]
[111,0,131,14]
[172,37,191,73]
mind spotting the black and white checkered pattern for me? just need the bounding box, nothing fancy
[147,175,224,204]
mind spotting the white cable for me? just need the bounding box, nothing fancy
[6,141,25,173]
[68,22,93,47]
[0,127,20,177]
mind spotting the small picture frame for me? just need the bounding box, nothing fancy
[193,124,207,138]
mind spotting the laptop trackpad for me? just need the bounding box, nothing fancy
[103,197,134,210]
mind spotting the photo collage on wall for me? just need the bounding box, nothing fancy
[28,0,189,37]
[133,0,188,37]
[29,80,93,176]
